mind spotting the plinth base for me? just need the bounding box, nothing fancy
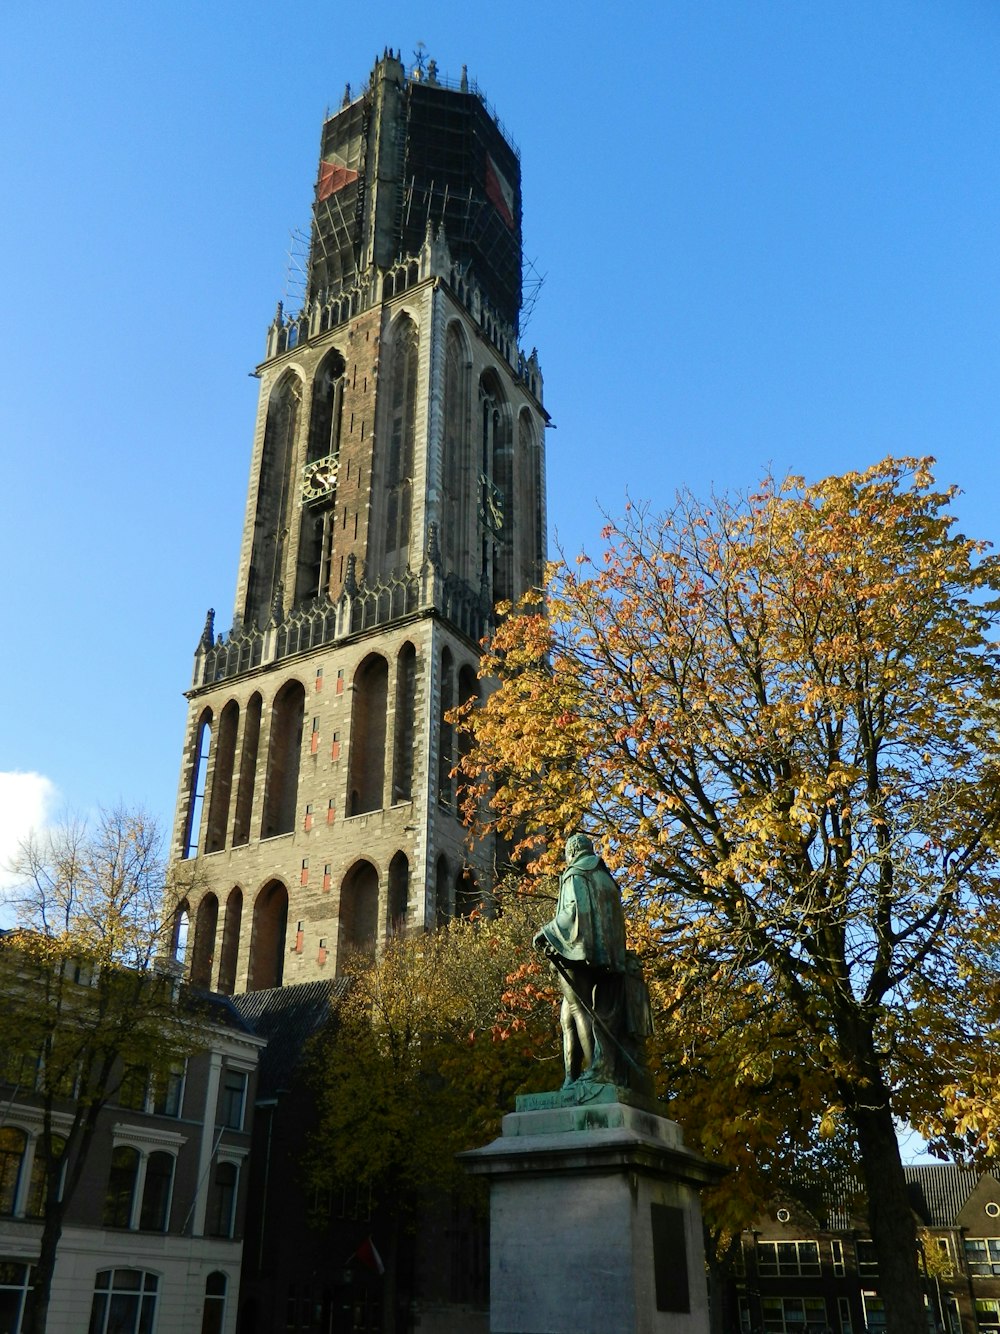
[461,1088,718,1334]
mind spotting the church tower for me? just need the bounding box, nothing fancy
[168,51,547,995]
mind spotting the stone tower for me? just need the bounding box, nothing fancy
[168,51,547,995]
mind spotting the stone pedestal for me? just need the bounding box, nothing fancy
[461,1086,719,1334]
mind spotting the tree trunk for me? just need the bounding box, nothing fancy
[24,1202,65,1334]
[848,1093,925,1334]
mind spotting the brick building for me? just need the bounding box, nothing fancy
[167,48,548,993]
[731,1165,1000,1333]
[0,989,264,1334]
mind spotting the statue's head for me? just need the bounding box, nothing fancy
[565,832,594,862]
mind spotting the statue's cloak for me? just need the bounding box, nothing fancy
[537,852,628,972]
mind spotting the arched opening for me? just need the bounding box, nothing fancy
[442,323,471,578]
[296,350,346,606]
[382,315,418,573]
[392,643,416,803]
[205,700,239,854]
[348,655,388,815]
[387,852,409,934]
[245,373,303,627]
[183,710,213,859]
[261,680,305,838]
[456,664,478,817]
[249,880,288,991]
[480,371,513,606]
[519,409,544,588]
[338,861,379,968]
[217,888,243,996]
[435,854,451,924]
[190,894,219,988]
[438,648,455,806]
[232,692,262,847]
[171,900,190,964]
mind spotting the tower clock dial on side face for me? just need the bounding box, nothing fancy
[302,455,339,503]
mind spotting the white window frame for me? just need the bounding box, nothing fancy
[756,1238,821,1276]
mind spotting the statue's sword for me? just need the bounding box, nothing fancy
[545,950,646,1081]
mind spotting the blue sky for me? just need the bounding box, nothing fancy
[3,0,1000,872]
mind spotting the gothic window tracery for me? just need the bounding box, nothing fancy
[383,316,418,571]
[246,373,303,627]
[296,351,346,605]
[392,643,416,803]
[442,324,471,580]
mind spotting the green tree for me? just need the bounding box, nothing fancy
[305,896,557,1332]
[455,458,1000,1333]
[1,807,200,1334]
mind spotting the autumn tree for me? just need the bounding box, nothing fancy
[305,896,557,1330]
[0,807,201,1334]
[455,457,1000,1333]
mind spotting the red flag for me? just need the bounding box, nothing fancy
[354,1236,385,1275]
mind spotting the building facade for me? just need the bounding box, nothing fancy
[168,49,547,993]
[0,994,265,1334]
[731,1166,1000,1333]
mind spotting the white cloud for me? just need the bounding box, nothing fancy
[0,771,59,890]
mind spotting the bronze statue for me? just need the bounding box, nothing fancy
[534,833,652,1091]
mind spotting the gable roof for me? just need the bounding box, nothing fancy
[230,979,346,1096]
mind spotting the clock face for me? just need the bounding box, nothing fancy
[302,454,339,503]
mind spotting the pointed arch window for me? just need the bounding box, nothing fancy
[183,711,213,859]
[249,881,288,991]
[388,853,409,934]
[246,374,303,627]
[190,894,219,989]
[348,655,388,815]
[232,693,262,847]
[438,648,455,807]
[205,700,239,854]
[261,681,305,839]
[296,350,345,605]
[442,323,471,577]
[392,643,416,803]
[338,861,379,967]
[217,888,243,996]
[383,316,418,569]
